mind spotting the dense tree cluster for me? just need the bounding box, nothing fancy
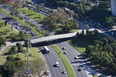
[1,56,23,77]
[43,13,80,33]
[9,31,27,41]
[47,0,116,28]
[56,1,91,16]
[9,43,26,55]
[85,37,116,75]
[17,59,45,77]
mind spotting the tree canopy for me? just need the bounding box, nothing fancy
[85,37,116,75]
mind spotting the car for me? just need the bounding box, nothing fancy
[55,62,59,67]
[78,68,81,71]
[20,25,23,27]
[45,70,49,76]
[62,70,66,74]
[15,27,18,29]
[62,47,66,50]
[74,56,78,59]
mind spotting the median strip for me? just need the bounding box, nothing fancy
[0,9,43,37]
[51,44,76,77]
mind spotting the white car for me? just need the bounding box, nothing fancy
[55,62,59,67]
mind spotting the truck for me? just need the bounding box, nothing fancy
[44,46,50,54]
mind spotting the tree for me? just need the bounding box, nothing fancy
[81,30,84,36]
[93,29,99,35]
[17,59,45,77]
[2,61,17,77]
[73,22,80,29]
[4,21,8,26]
[24,40,32,47]
[85,45,94,57]
[6,55,15,61]
[16,43,23,52]
[85,37,116,75]
[105,17,114,28]
[86,24,89,30]
[57,7,63,12]
[62,20,74,33]
[9,46,17,54]
[0,37,6,49]
[1,56,22,77]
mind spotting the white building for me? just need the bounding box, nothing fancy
[111,0,116,16]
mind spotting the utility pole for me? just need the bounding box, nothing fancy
[25,23,32,77]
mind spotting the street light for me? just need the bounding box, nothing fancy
[25,22,32,77]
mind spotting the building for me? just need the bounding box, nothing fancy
[111,0,116,16]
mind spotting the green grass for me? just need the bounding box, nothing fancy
[68,33,107,54]
[0,24,19,40]
[0,9,44,37]
[19,7,45,23]
[93,75,100,77]
[51,44,76,77]
[0,47,44,65]
[70,29,78,32]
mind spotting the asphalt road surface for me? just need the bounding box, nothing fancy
[57,41,89,77]
[39,46,68,77]
[0,11,39,39]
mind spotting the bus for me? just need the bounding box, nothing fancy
[44,46,50,54]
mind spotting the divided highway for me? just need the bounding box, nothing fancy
[57,41,89,77]
[39,46,68,77]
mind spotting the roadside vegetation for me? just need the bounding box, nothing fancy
[68,30,116,75]
[19,7,45,23]
[42,12,80,33]
[85,37,116,75]
[47,0,116,28]
[68,30,106,54]
[0,20,19,39]
[0,43,46,77]
[0,8,44,37]
[0,19,29,42]
[0,19,19,48]
[51,44,76,77]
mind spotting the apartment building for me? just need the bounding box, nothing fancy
[111,0,116,16]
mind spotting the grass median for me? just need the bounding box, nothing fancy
[51,44,76,77]
[0,9,43,37]
[19,7,45,23]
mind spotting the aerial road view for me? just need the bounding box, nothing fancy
[0,0,116,77]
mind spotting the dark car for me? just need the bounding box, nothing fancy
[78,68,81,71]
[62,70,66,74]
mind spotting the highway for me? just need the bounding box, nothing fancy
[0,10,39,38]
[0,4,55,36]
[0,3,115,77]
[39,46,68,77]
[57,41,89,77]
